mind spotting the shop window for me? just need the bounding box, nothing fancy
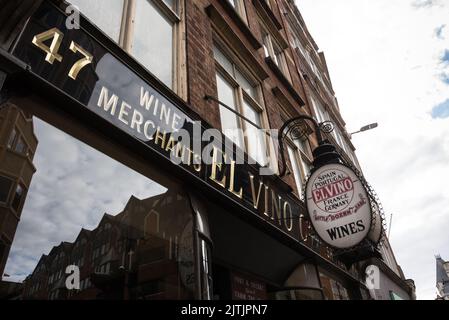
[319,272,350,300]
[3,114,197,300]
[69,0,184,91]
[0,176,13,204]
[213,45,270,166]
[11,183,25,212]
[200,238,213,300]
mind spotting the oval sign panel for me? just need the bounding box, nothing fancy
[305,163,372,249]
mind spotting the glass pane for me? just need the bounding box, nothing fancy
[287,146,303,197]
[242,100,266,166]
[1,105,196,300]
[162,0,175,10]
[294,138,308,155]
[0,176,13,203]
[200,240,212,300]
[14,136,27,155]
[11,184,24,212]
[273,289,323,300]
[301,158,311,179]
[7,128,17,149]
[69,0,124,42]
[216,73,244,149]
[235,69,257,100]
[132,0,174,88]
[213,46,234,76]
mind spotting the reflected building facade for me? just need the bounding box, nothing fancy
[22,189,196,300]
[0,105,37,278]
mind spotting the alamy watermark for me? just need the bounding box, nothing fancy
[365,265,380,290]
[65,5,81,30]
[65,265,80,290]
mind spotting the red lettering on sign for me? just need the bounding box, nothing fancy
[312,177,354,204]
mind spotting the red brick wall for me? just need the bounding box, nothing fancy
[184,0,317,194]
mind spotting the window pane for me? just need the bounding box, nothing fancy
[216,73,244,148]
[300,157,311,180]
[132,0,174,88]
[69,0,124,42]
[213,46,234,76]
[7,128,17,149]
[14,136,27,155]
[287,146,303,197]
[242,100,266,165]
[235,69,257,100]
[11,184,24,212]
[294,138,309,156]
[3,115,196,300]
[163,0,175,10]
[0,176,13,203]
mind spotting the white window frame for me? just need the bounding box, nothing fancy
[71,0,186,97]
[213,43,274,168]
[261,27,292,82]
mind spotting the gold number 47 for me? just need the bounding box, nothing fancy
[31,27,93,80]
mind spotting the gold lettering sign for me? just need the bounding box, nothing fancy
[32,28,92,80]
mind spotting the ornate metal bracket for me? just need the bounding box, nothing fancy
[278,115,335,177]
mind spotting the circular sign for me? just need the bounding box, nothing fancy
[305,163,372,249]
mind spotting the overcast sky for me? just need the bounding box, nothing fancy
[4,119,167,283]
[297,0,449,300]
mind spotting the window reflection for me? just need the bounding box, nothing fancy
[1,110,196,300]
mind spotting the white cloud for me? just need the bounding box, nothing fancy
[4,119,167,282]
[297,0,449,300]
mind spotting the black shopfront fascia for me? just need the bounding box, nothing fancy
[0,0,364,299]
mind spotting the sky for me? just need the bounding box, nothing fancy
[298,0,449,300]
[4,119,167,282]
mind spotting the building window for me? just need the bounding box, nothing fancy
[7,128,17,149]
[227,0,248,23]
[11,183,25,212]
[287,144,304,198]
[286,138,312,199]
[70,0,183,91]
[6,128,29,156]
[0,176,13,204]
[69,0,125,42]
[131,0,177,88]
[310,95,328,124]
[261,28,292,81]
[14,136,28,155]
[200,238,213,300]
[213,45,269,166]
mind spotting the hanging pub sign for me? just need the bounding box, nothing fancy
[305,163,372,249]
